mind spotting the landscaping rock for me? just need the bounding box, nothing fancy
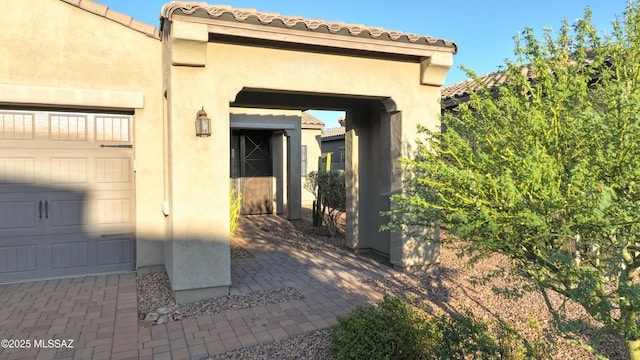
[144,312,159,322]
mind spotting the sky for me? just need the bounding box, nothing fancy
[97,0,629,127]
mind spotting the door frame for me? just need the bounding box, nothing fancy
[229,112,302,220]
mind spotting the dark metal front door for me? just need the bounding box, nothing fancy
[233,130,273,215]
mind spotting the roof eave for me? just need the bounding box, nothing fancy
[302,123,325,130]
[60,0,161,39]
[170,14,454,59]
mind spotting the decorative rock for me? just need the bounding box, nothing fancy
[157,306,172,315]
[144,312,160,322]
[156,315,170,325]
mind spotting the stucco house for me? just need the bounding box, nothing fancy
[301,112,324,202]
[0,0,456,303]
[320,120,347,171]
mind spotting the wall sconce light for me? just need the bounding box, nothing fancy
[195,107,211,137]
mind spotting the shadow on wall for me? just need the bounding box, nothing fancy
[0,180,135,284]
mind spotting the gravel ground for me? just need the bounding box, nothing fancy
[137,209,628,359]
[137,273,304,327]
[205,329,333,360]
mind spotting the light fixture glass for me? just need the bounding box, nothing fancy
[195,107,211,137]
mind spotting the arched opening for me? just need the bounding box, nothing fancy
[230,88,400,258]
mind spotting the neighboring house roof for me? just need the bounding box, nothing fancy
[321,127,345,141]
[301,112,325,129]
[441,72,509,100]
[160,3,457,55]
[441,71,512,110]
[60,0,161,39]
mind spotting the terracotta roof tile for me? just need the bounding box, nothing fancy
[321,127,345,140]
[441,65,540,108]
[105,9,133,27]
[78,0,108,16]
[60,0,161,39]
[161,3,457,52]
[301,112,324,128]
[129,20,161,37]
[441,72,509,100]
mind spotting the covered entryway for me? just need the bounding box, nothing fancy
[0,109,135,283]
[160,3,455,302]
[230,112,303,221]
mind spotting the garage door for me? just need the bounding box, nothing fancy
[0,109,135,283]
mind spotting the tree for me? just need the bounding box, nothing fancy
[305,170,346,236]
[304,171,324,226]
[387,3,640,359]
[317,171,346,237]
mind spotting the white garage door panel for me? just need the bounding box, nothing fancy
[97,233,135,266]
[0,234,50,276]
[51,241,89,269]
[0,109,135,283]
[0,192,44,237]
[0,157,35,184]
[0,201,37,229]
[0,244,37,273]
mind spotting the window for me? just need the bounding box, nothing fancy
[339,147,345,163]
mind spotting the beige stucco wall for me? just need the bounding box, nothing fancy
[164,18,450,301]
[0,0,166,269]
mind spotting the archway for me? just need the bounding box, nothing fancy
[160,3,455,302]
[231,88,397,257]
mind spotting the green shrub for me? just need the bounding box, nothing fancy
[317,171,346,212]
[305,170,346,236]
[318,171,346,237]
[331,297,550,360]
[331,296,426,360]
[304,171,323,227]
[230,187,241,235]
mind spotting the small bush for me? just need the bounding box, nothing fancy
[331,296,426,360]
[230,188,241,235]
[331,296,550,360]
[305,170,346,236]
[318,171,346,212]
[318,171,346,237]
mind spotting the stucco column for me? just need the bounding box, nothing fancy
[285,128,302,220]
[391,53,452,273]
[273,132,286,215]
[388,107,441,273]
[164,20,231,303]
[346,108,373,250]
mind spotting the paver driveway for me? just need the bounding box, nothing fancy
[0,215,397,360]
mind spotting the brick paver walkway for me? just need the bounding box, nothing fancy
[0,215,397,360]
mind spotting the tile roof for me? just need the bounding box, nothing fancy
[161,3,457,53]
[321,127,345,140]
[301,111,325,128]
[60,0,161,39]
[441,71,509,100]
[441,66,537,109]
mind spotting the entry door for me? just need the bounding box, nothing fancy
[238,131,273,215]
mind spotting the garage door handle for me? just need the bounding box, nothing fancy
[45,201,49,219]
[39,201,43,219]
[100,144,133,148]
